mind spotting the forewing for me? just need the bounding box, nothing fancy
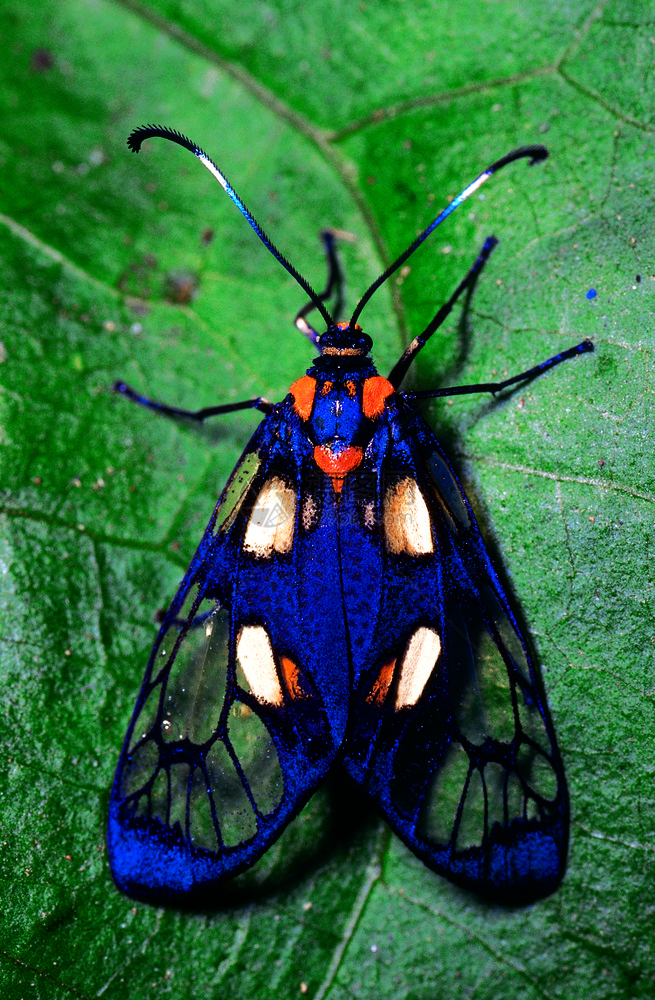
[108,415,348,900]
[342,404,568,902]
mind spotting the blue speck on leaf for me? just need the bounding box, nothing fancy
[586,288,597,299]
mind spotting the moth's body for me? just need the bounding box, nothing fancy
[110,323,569,902]
[108,126,591,904]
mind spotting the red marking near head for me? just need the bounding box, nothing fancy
[289,375,316,420]
[366,659,396,706]
[336,321,362,332]
[362,376,394,419]
[313,444,363,493]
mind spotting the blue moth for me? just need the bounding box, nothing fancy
[108,126,592,904]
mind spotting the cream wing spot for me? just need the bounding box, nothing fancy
[383,478,433,555]
[244,476,295,556]
[236,626,283,706]
[395,626,442,708]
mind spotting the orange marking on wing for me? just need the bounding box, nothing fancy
[321,380,334,395]
[280,656,308,700]
[366,659,396,705]
[362,376,394,419]
[289,375,316,420]
[345,380,357,397]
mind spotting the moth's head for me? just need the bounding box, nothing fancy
[318,322,373,357]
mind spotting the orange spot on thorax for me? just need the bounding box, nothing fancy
[289,375,316,420]
[362,376,394,419]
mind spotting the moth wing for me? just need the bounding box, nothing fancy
[108,419,349,900]
[342,406,568,901]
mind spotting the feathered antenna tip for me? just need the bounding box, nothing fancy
[127,125,199,156]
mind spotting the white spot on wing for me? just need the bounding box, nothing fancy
[236,626,283,705]
[395,627,441,708]
[383,478,433,555]
[244,476,295,556]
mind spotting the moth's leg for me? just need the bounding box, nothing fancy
[295,229,345,344]
[404,339,594,402]
[113,381,274,420]
[388,236,498,389]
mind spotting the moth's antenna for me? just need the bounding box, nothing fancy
[350,146,548,327]
[128,125,334,328]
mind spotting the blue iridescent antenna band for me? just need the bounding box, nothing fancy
[349,145,548,326]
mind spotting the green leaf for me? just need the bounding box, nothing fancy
[1,2,654,998]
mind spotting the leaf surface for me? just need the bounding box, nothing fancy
[1,2,654,998]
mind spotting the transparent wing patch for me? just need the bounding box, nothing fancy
[117,595,286,852]
[411,578,567,899]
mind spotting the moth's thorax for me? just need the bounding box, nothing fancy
[310,373,369,443]
[288,366,395,492]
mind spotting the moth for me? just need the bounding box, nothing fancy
[108,126,592,903]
